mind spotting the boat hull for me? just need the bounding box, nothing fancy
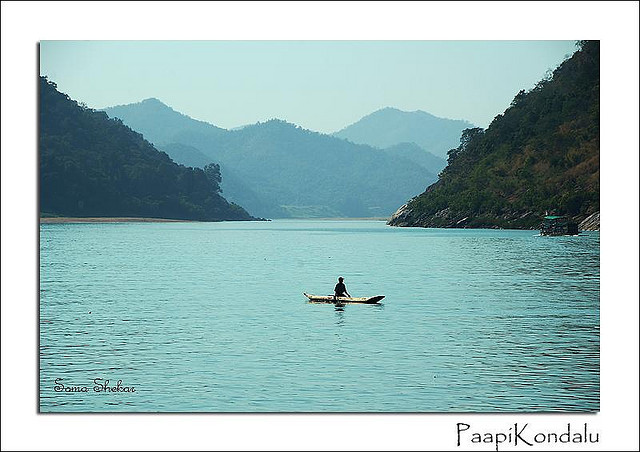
[303,292,384,304]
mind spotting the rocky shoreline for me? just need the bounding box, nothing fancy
[578,212,600,231]
[388,204,600,231]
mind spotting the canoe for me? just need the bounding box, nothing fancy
[303,292,384,304]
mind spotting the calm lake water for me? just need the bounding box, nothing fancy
[39,220,599,412]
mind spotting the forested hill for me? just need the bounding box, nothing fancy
[104,102,440,219]
[39,77,254,221]
[388,41,599,229]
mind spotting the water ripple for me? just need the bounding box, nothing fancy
[40,221,599,412]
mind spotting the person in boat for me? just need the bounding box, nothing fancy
[334,276,351,299]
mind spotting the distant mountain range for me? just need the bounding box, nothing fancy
[388,41,599,229]
[333,107,473,161]
[104,102,448,218]
[39,77,254,221]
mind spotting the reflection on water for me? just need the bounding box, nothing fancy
[40,220,599,412]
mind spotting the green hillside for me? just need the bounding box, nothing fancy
[389,41,599,229]
[39,77,254,221]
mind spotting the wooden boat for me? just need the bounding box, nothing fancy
[303,292,384,304]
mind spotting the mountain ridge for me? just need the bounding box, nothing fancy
[333,107,474,160]
[104,103,441,218]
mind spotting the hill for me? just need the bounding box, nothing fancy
[333,107,473,162]
[388,41,599,229]
[381,142,447,175]
[105,98,227,145]
[39,77,254,221]
[104,103,439,218]
[157,142,212,168]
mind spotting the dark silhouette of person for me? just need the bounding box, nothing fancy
[334,276,351,299]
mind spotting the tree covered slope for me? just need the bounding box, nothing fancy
[39,77,254,221]
[389,41,599,229]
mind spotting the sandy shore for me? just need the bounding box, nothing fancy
[40,217,193,223]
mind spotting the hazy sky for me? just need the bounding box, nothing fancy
[39,40,576,133]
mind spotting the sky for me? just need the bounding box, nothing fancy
[39,40,577,133]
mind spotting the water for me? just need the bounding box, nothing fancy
[39,220,599,412]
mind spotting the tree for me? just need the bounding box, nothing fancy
[510,89,527,107]
[203,163,222,193]
[447,127,484,163]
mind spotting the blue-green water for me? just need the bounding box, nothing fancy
[39,220,599,412]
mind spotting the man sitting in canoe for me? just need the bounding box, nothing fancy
[334,276,351,300]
